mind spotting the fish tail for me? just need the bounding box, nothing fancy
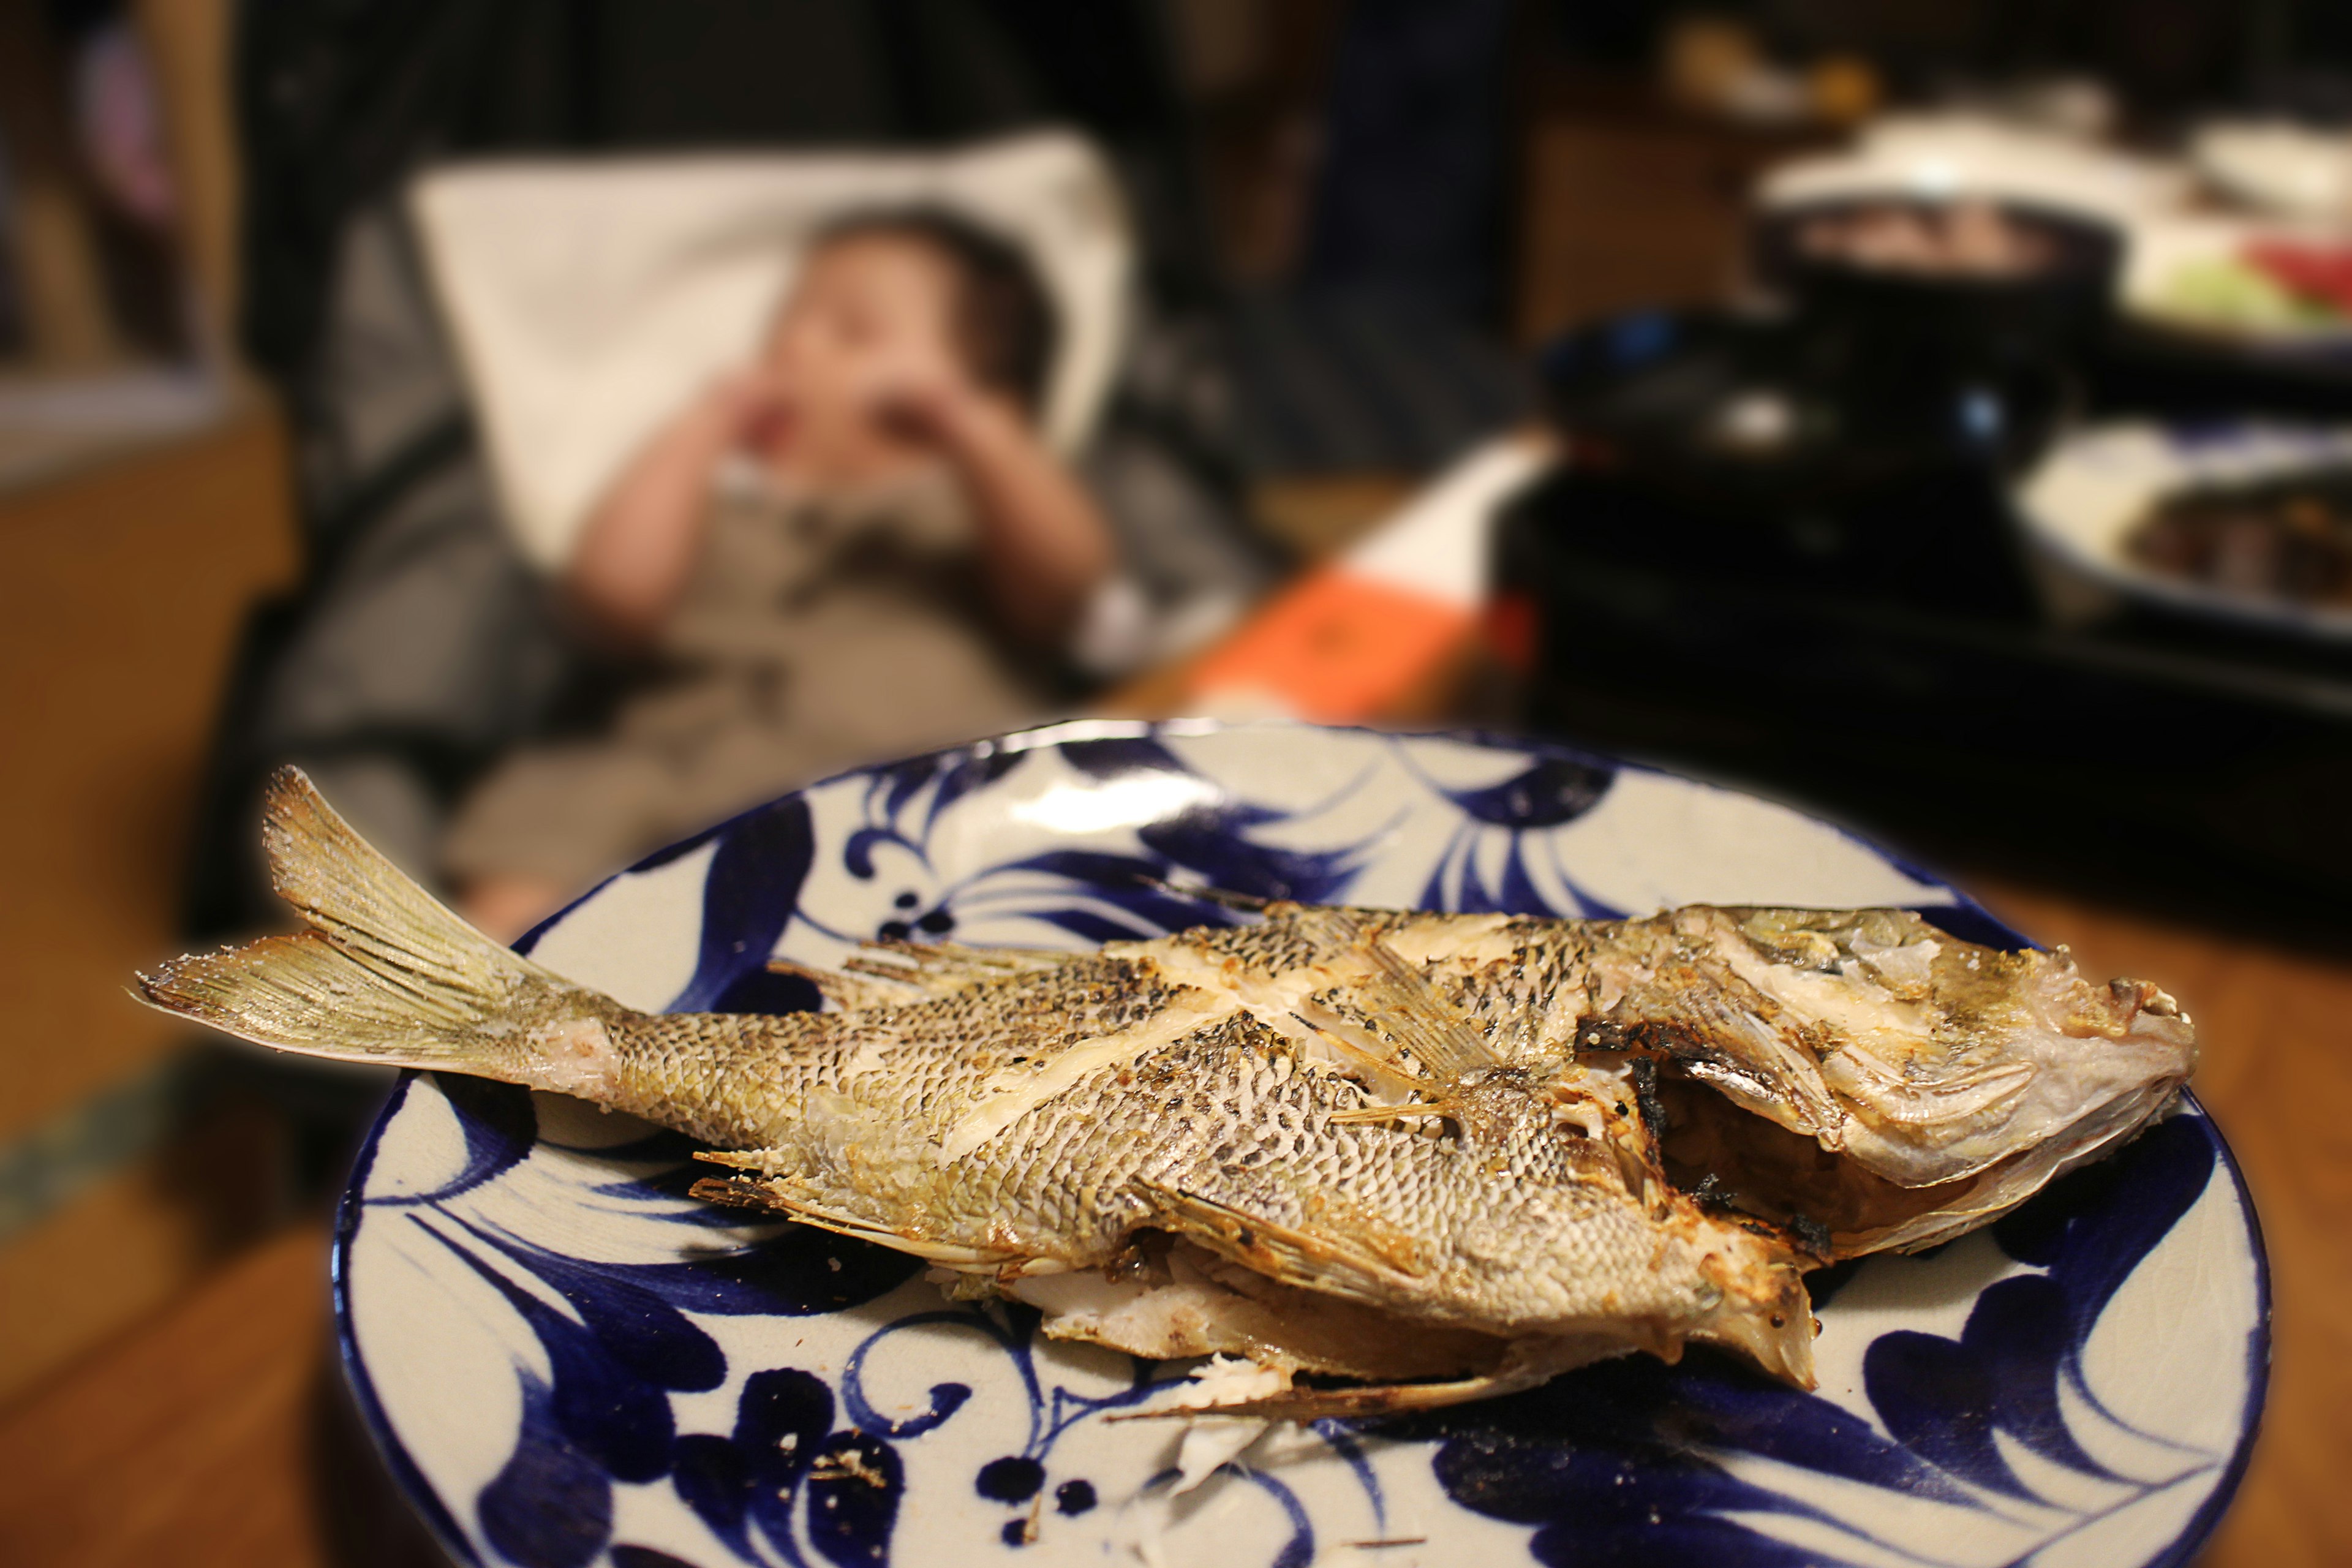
[135,767,625,1089]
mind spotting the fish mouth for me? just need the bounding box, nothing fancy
[1648,1047,2190,1259]
[1655,1074,1981,1253]
[1605,908,2198,1257]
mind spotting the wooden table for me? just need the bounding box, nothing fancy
[0,1223,343,1567]
[2,865,2340,1567]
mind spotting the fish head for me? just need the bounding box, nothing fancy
[1612,907,2196,1257]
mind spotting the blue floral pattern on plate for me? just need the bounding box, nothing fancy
[334,720,2266,1568]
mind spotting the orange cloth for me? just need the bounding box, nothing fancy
[1188,568,1471,723]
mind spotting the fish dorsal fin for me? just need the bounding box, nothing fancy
[764,957,918,1014]
[1297,909,1500,1084]
[840,938,1079,998]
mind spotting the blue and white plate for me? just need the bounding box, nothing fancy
[2018,418,2352,643]
[335,721,2267,1568]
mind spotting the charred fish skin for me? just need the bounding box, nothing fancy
[136,767,2195,1412]
[703,999,1814,1381]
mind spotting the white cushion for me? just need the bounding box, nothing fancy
[408,132,1132,569]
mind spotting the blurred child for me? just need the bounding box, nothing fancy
[445,209,1115,936]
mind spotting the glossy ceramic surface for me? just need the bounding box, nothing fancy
[336,721,2266,1568]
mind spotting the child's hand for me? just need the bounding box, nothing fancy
[871,374,963,447]
[869,364,1026,456]
[850,334,994,447]
[571,366,793,646]
[704,367,795,453]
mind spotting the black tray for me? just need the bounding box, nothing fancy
[1495,450,2352,940]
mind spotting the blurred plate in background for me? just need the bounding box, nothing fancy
[2120,215,2352,349]
[1758,116,2190,228]
[2190,121,2352,219]
[2019,419,2352,642]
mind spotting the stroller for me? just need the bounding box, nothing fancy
[188,0,1526,937]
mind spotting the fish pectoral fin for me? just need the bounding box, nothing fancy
[1111,1338,1591,1422]
[1135,1182,1411,1310]
[1129,1335,1627,1420]
[1297,910,1499,1082]
[684,1172,1022,1270]
[842,938,1079,998]
[1114,1370,1524,1423]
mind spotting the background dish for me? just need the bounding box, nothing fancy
[335,721,2266,1568]
[2190,122,2352,219]
[2018,418,2352,641]
[2119,214,2352,349]
[1758,118,2190,230]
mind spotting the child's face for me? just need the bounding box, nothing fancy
[753,233,970,485]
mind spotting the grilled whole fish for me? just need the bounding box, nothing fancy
[136,770,2195,1417]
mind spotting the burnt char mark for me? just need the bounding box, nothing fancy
[1627,1019,1730,1075]
[1574,1018,1633,1054]
[1786,1212,1833,1256]
[1687,1172,1735,1208]
[1629,1055,1665,1144]
[688,1175,782,1212]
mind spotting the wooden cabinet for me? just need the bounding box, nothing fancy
[0,405,296,1401]
[1515,80,1830,344]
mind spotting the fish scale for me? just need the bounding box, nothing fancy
[583,960,1821,1386]
[137,767,2196,1414]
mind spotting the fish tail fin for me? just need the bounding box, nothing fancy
[135,767,618,1085]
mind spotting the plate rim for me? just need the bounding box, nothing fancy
[327,717,2272,1568]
